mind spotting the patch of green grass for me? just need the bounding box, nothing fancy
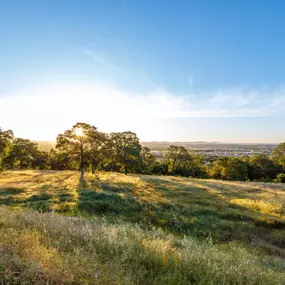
[78,190,142,215]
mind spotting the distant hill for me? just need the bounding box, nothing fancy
[34,141,56,152]
[141,141,277,150]
[35,140,277,152]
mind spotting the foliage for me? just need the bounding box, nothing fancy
[164,145,191,173]
[56,122,101,173]
[0,128,14,170]
[49,148,74,170]
[272,142,285,171]
[208,157,248,181]
[275,173,285,183]
[141,147,157,174]
[248,154,280,181]
[3,138,47,169]
[102,132,141,174]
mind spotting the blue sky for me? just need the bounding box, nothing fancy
[0,0,285,142]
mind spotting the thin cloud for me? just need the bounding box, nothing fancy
[83,48,106,65]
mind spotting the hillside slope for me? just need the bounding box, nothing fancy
[0,171,285,284]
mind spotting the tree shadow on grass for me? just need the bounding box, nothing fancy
[76,176,252,240]
[76,175,285,239]
[0,184,73,213]
[138,175,285,248]
[76,178,142,221]
[24,193,53,212]
[0,187,25,196]
[0,187,26,206]
[190,179,265,199]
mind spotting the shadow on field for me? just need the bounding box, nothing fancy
[0,186,54,212]
[0,187,25,196]
[0,182,76,213]
[76,177,143,222]
[190,179,265,198]
[74,174,285,249]
[137,176,285,247]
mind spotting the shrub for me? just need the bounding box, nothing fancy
[275,173,285,183]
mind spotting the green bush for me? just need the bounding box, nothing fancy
[275,173,285,183]
[28,200,53,212]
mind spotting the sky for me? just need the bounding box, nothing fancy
[0,0,285,143]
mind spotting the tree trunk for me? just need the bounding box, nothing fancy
[20,159,24,169]
[123,146,128,175]
[80,144,84,180]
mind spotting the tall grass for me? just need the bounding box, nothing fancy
[1,206,285,284]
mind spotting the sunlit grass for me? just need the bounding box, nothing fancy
[230,198,284,215]
[1,206,285,284]
[1,170,285,284]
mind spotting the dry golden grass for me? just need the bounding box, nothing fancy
[1,206,285,284]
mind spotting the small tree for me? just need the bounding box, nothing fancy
[5,138,40,169]
[275,173,285,183]
[208,157,248,181]
[164,145,191,174]
[141,147,157,174]
[272,142,285,171]
[0,127,14,170]
[248,154,279,181]
[105,132,141,175]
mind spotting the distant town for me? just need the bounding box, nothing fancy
[141,142,277,159]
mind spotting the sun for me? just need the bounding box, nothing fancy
[74,128,84,137]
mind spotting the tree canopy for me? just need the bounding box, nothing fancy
[272,142,285,170]
[56,122,101,177]
[0,128,14,170]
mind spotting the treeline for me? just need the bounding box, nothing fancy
[1,123,285,182]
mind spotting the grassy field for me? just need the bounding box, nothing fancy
[1,171,285,284]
